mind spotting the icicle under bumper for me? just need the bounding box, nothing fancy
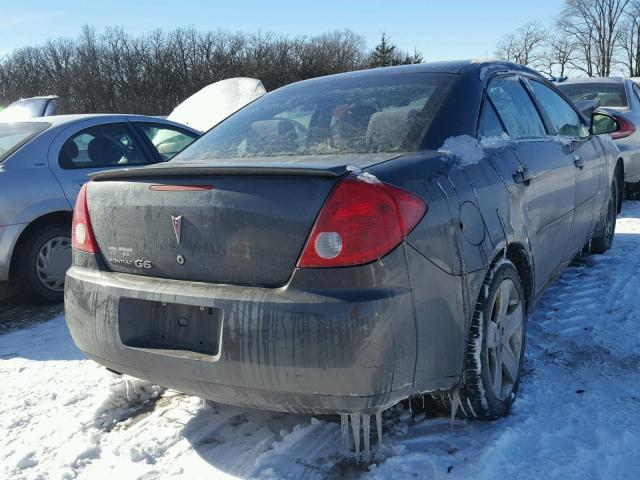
[340,411,384,460]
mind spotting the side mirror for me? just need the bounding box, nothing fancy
[575,99,599,118]
[591,112,619,136]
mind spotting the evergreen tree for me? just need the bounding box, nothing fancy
[368,33,423,67]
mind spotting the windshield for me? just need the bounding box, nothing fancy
[0,122,50,162]
[557,83,628,107]
[172,73,455,162]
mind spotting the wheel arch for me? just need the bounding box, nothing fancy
[486,243,533,315]
[9,211,72,279]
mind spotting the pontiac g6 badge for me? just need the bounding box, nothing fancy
[171,215,182,245]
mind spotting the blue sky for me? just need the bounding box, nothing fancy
[1,0,561,59]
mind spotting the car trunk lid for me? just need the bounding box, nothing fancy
[86,154,402,286]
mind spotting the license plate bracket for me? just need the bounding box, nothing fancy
[118,298,223,360]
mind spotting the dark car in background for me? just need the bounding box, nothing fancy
[65,61,622,450]
[557,77,640,195]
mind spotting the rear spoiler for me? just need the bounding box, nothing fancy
[90,163,349,181]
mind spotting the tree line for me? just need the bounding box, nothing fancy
[496,0,640,78]
[0,27,421,115]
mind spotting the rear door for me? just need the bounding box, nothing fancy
[487,76,576,290]
[526,79,605,256]
[48,119,157,204]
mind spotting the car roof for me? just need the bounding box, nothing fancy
[559,77,626,85]
[276,59,543,90]
[337,59,541,75]
[0,113,197,131]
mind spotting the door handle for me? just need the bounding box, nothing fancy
[513,167,535,185]
[574,154,585,169]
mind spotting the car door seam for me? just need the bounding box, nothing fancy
[535,208,574,236]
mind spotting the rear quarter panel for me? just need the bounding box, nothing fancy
[0,138,71,228]
[367,149,517,391]
[0,135,70,280]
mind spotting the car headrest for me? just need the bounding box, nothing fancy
[246,119,298,155]
[332,104,379,149]
[59,140,79,168]
[366,110,419,152]
[88,137,123,165]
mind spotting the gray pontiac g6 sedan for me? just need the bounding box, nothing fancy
[64,61,623,445]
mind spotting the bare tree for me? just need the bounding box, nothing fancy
[539,33,577,78]
[0,27,369,114]
[619,0,640,76]
[561,0,630,76]
[495,22,548,67]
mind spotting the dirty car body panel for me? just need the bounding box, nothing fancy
[65,61,619,415]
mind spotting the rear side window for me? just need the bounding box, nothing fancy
[478,101,508,140]
[59,123,149,169]
[487,78,547,139]
[633,83,640,104]
[0,122,49,163]
[529,80,589,138]
[136,123,198,161]
[557,82,628,107]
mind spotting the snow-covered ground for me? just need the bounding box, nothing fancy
[2,203,640,480]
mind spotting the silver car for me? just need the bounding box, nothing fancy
[556,77,640,194]
[0,114,199,302]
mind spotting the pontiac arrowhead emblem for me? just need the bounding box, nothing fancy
[171,215,182,245]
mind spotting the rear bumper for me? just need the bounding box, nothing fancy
[65,247,455,414]
[0,224,25,282]
[617,145,640,183]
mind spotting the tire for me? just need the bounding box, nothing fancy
[12,223,71,304]
[591,174,618,254]
[432,260,527,420]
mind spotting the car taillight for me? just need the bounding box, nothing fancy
[611,115,636,140]
[297,177,427,268]
[71,183,98,253]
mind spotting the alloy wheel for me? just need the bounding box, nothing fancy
[486,278,524,401]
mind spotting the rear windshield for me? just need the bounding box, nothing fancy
[557,83,628,107]
[0,122,50,162]
[173,73,455,161]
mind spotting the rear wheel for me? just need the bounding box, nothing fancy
[591,175,618,254]
[13,223,71,303]
[432,260,526,419]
